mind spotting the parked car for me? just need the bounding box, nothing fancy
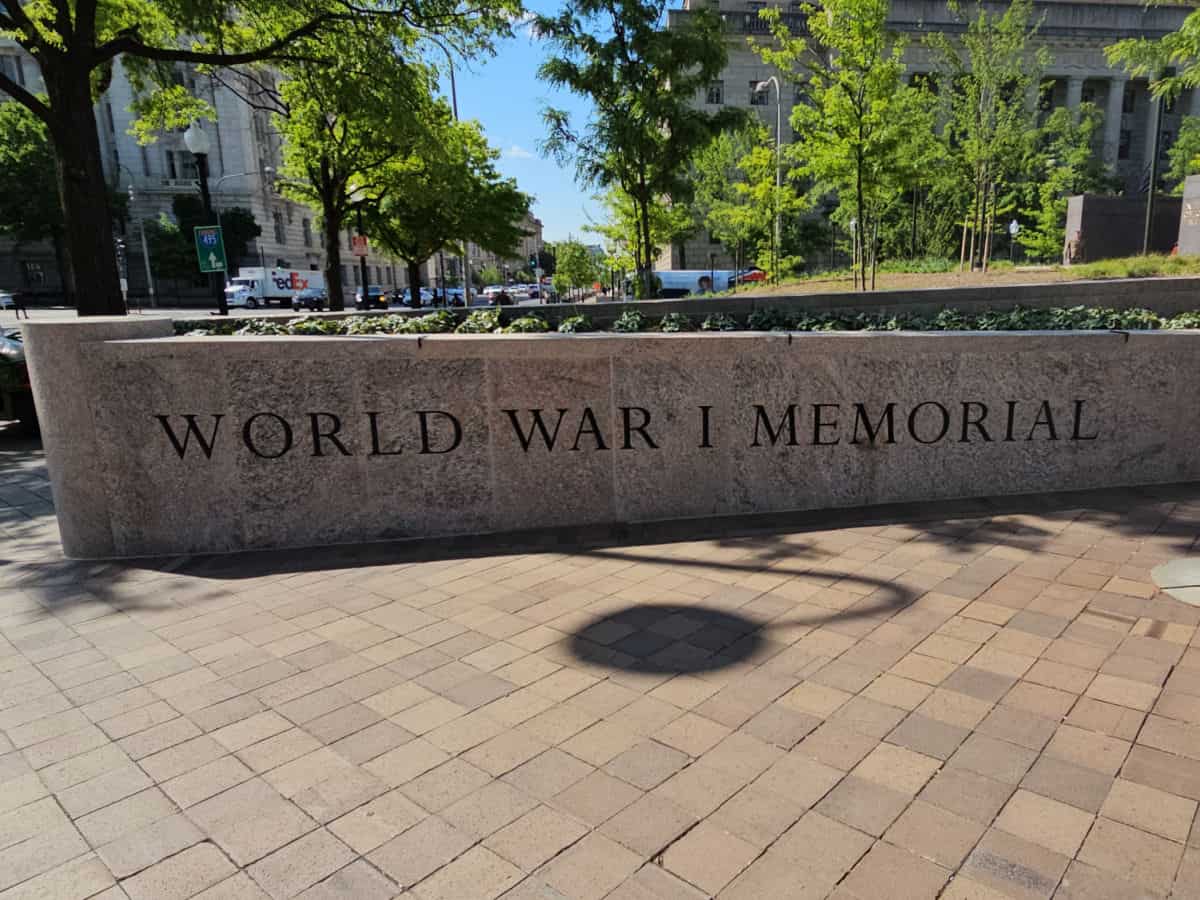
[354,285,388,310]
[0,291,16,310]
[291,287,328,311]
[0,327,37,435]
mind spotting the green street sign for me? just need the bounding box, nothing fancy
[194,226,227,273]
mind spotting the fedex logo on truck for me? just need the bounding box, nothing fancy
[272,272,309,291]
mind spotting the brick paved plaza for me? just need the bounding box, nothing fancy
[5,440,1200,899]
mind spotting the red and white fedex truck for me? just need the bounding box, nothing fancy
[223,268,325,309]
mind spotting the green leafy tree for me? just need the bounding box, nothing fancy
[367,113,531,305]
[166,194,261,272]
[1166,117,1200,192]
[536,0,742,298]
[554,239,599,299]
[690,125,770,277]
[1015,104,1121,261]
[589,186,691,297]
[927,0,1047,271]
[0,0,518,315]
[269,31,439,310]
[759,0,938,290]
[478,265,504,287]
[0,100,68,287]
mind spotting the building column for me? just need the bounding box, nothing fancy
[1103,76,1127,167]
[1066,76,1084,113]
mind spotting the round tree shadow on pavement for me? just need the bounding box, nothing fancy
[569,604,765,674]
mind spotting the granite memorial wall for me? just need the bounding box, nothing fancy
[23,318,1200,558]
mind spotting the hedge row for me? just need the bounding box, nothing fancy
[176,305,1200,337]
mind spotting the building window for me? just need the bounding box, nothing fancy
[318,228,325,249]
[750,81,768,106]
[22,261,45,287]
[1118,129,1131,160]
[341,265,349,285]
[353,266,361,285]
[166,151,177,179]
[285,204,293,225]
[273,211,285,244]
[0,55,25,87]
[706,81,724,105]
[1161,130,1175,160]
[1123,85,1136,114]
[301,218,312,248]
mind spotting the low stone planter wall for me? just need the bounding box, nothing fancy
[23,317,1200,559]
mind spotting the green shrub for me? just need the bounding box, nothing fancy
[456,308,502,333]
[878,257,956,274]
[287,316,347,335]
[658,312,694,332]
[747,307,792,331]
[234,319,289,335]
[701,312,740,331]
[611,309,646,332]
[502,315,550,333]
[1167,311,1200,329]
[406,310,458,334]
[558,314,595,333]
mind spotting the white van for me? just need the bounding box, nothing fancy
[656,270,736,298]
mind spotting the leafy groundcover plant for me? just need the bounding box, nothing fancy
[176,305,1200,337]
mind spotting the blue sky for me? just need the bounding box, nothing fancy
[435,3,605,243]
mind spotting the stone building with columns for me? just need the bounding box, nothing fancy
[664,0,1200,270]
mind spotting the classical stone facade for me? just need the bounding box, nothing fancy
[0,42,540,304]
[663,0,1200,271]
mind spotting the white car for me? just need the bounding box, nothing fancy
[0,291,16,310]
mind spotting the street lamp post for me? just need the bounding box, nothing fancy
[754,77,783,284]
[117,165,157,309]
[183,123,228,315]
[211,166,273,278]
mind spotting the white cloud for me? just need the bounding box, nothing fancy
[506,144,534,160]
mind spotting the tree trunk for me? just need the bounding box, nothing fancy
[639,198,654,299]
[856,156,866,292]
[322,202,344,311]
[50,228,73,307]
[407,260,423,307]
[44,64,123,316]
[982,181,995,273]
[959,204,970,272]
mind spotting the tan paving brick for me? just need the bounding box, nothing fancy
[367,816,474,889]
[994,789,1094,857]
[484,804,588,871]
[121,842,237,900]
[960,828,1069,900]
[245,828,355,900]
[98,812,206,878]
[1077,817,1184,895]
[661,822,759,895]
[841,840,951,900]
[853,742,940,795]
[1099,778,1198,843]
[539,832,642,900]
[600,792,696,857]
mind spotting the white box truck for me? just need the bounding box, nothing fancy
[224,268,325,309]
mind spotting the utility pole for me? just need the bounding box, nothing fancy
[1143,90,1165,255]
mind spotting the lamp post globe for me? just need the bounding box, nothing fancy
[183,122,211,157]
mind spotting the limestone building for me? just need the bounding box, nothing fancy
[0,42,540,305]
[664,0,1200,270]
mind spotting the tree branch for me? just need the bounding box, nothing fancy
[0,0,44,52]
[0,69,52,125]
[93,13,349,66]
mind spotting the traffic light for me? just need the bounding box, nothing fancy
[529,253,537,270]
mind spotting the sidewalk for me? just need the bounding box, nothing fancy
[3,437,1200,899]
